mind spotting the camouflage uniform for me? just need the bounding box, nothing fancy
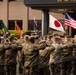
[49,43,63,75]
[39,45,55,75]
[21,36,46,75]
[49,36,67,75]
[5,42,22,75]
[16,38,25,75]
[72,40,76,75]
[0,43,5,75]
[61,41,73,75]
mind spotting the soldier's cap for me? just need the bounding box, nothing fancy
[29,36,34,40]
[29,36,35,43]
[24,35,29,38]
[54,36,61,40]
[53,33,59,36]
[47,35,53,38]
[65,35,71,38]
[9,34,15,40]
[1,37,4,39]
[34,35,39,39]
[39,40,46,44]
[10,34,15,38]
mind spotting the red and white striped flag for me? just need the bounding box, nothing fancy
[65,13,76,29]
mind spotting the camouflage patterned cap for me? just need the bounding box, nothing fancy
[53,33,59,36]
[10,34,15,38]
[54,36,61,40]
[24,35,29,38]
[9,34,15,40]
[29,36,34,40]
[29,36,35,43]
[65,35,71,38]
[34,35,39,39]
[39,40,46,44]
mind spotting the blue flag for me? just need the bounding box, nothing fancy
[34,17,38,31]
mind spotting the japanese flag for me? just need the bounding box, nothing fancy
[49,15,64,32]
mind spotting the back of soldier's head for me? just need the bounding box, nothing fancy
[52,36,61,43]
[65,35,71,38]
[53,33,59,37]
[64,35,71,42]
[24,35,29,40]
[34,35,39,40]
[9,34,15,42]
[44,35,47,41]
[48,35,52,40]
[29,36,35,43]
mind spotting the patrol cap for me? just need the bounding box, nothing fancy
[29,36,34,39]
[54,36,61,40]
[10,34,14,37]
[24,35,29,38]
[39,40,46,44]
[1,37,4,39]
[47,35,53,39]
[9,34,15,40]
[10,34,14,38]
[65,35,71,38]
[34,35,39,39]
[24,35,29,41]
[53,33,59,36]
[29,36,35,43]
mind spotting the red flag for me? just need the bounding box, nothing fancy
[15,22,22,38]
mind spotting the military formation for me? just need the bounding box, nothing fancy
[0,33,76,75]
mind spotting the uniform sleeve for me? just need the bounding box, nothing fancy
[33,43,46,51]
[3,43,11,50]
[11,43,23,51]
[44,45,55,53]
[0,44,4,52]
[17,50,24,64]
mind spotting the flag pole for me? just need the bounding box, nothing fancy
[15,20,16,30]
[34,17,35,31]
[64,9,67,31]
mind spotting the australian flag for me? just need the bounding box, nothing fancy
[34,17,38,31]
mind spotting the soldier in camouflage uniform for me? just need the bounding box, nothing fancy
[0,37,6,75]
[46,35,53,46]
[61,35,73,75]
[39,42,55,75]
[72,37,76,75]
[21,36,46,75]
[49,36,67,75]
[0,37,11,75]
[5,35,22,75]
[18,35,29,75]
[38,35,53,75]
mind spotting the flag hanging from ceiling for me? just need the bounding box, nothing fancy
[34,17,38,31]
[64,13,76,29]
[49,15,64,32]
[1,21,10,36]
[15,21,22,38]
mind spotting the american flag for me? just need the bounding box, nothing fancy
[65,13,76,29]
